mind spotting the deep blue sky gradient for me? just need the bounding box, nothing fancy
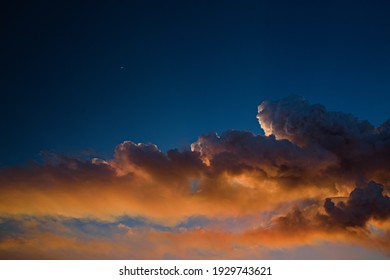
[1,0,390,165]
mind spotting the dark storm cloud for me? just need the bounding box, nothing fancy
[325,181,390,227]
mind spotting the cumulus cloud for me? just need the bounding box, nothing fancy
[257,95,376,148]
[191,130,338,189]
[257,96,390,185]
[325,181,390,227]
[1,96,390,259]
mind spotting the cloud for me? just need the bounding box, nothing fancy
[257,96,390,185]
[1,215,388,260]
[257,95,376,149]
[191,129,338,188]
[1,96,390,259]
[324,181,390,227]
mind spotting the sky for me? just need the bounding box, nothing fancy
[1,0,390,259]
[2,0,390,165]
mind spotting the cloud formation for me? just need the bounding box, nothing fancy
[257,96,390,185]
[1,96,390,259]
[325,181,390,227]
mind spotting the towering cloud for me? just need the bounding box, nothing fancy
[1,96,390,259]
[257,95,376,149]
[257,95,390,185]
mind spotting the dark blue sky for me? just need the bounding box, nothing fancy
[1,0,390,165]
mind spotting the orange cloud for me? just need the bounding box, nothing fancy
[1,96,390,259]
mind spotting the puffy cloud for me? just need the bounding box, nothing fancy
[257,96,390,185]
[257,95,376,149]
[191,129,338,188]
[1,96,390,259]
[325,181,390,227]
